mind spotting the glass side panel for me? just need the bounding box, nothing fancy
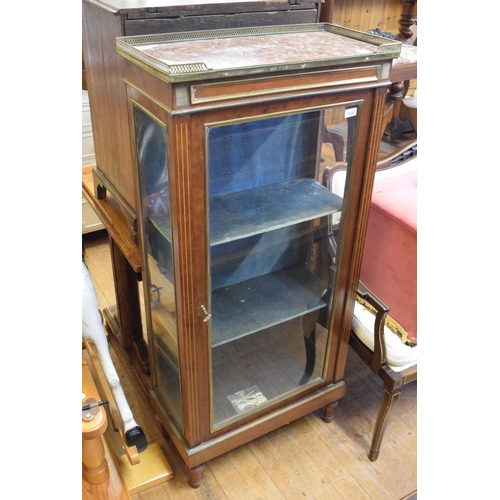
[133,104,183,428]
[206,104,359,429]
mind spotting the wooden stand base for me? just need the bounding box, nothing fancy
[117,443,174,495]
[82,434,173,499]
[83,344,174,498]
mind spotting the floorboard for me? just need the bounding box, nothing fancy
[82,229,417,500]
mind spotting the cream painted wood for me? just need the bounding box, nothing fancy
[82,90,103,233]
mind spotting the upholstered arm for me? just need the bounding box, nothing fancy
[355,281,389,373]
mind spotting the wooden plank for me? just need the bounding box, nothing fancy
[247,434,316,499]
[229,444,286,499]
[124,10,318,36]
[206,452,258,500]
[116,443,173,494]
[267,426,343,498]
[331,0,409,34]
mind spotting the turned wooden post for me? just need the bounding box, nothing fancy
[398,0,417,42]
[82,352,110,485]
[387,81,404,119]
[186,464,205,488]
[323,401,339,423]
[82,434,109,484]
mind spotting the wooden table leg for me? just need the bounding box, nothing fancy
[186,464,205,489]
[323,401,339,423]
[108,236,150,376]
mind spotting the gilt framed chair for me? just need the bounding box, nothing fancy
[353,164,417,460]
[318,13,418,459]
[323,154,417,461]
[351,280,417,461]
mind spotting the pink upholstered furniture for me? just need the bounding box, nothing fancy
[319,15,418,461]
[351,161,417,461]
[323,156,417,461]
[359,168,417,346]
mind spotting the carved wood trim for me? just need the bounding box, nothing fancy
[173,120,202,445]
[333,88,387,382]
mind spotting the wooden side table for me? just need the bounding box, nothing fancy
[83,166,150,382]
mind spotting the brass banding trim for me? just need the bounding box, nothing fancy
[116,23,401,84]
[191,66,381,104]
[171,81,387,116]
[124,79,172,114]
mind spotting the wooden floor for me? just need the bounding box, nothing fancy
[82,229,417,500]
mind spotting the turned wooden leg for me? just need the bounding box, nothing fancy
[369,386,402,461]
[387,81,404,118]
[186,463,205,488]
[397,0,417,42]
[82,435,110,484]
[385,80,414,140]
[322,401,339,423]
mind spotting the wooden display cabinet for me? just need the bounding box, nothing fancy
[115,23,401,486]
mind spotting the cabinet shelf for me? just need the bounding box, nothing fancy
[150,178,343,246]
[211,264,328,347]
[211,178,342,245]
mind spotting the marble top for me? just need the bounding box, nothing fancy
[136,31,379,71]
[393,44,417,66]
[117,24,401,81]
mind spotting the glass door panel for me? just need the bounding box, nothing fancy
[206,103,360,429]
[133,104,183,428]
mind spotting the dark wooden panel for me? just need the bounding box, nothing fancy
[83,1,139,209]
[124,10,318,36]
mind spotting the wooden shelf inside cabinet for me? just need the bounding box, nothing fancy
[210,178,342,245]
[150,178,343,246]
[211,264,328,347]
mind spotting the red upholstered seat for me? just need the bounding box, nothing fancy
[359,169,417,344]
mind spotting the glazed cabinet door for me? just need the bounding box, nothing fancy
[203,98,366,431]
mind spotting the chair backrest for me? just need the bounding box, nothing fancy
[360,162,417,345]
[324,156,417,345]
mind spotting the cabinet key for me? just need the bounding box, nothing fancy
[201,305,212,323]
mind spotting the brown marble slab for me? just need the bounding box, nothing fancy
[137,31,378,71]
